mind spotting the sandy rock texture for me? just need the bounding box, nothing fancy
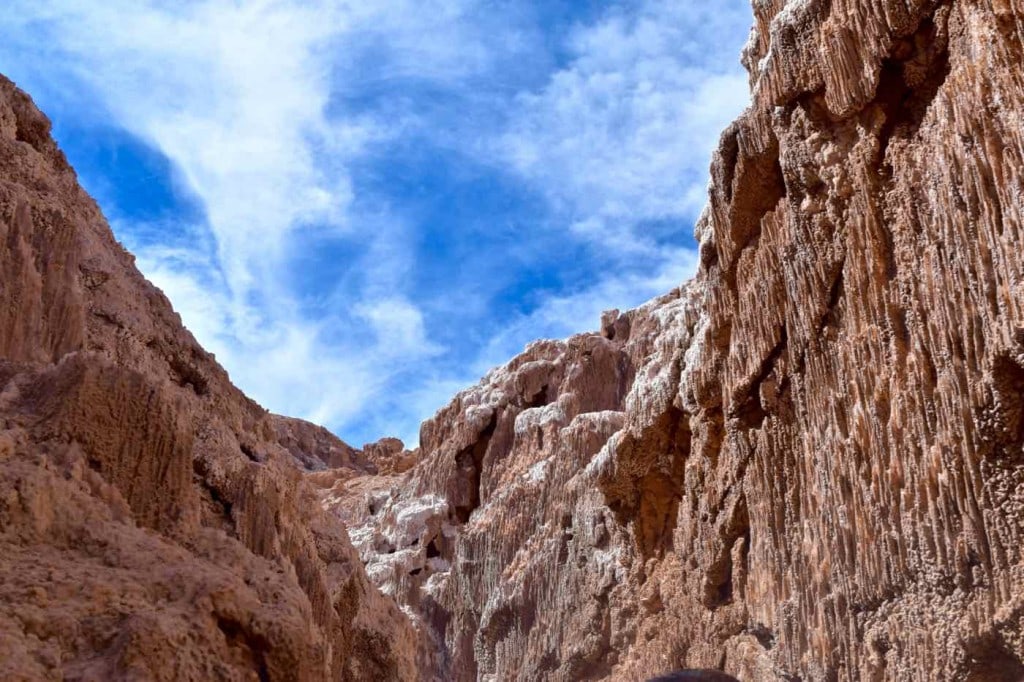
[338,0,1024,680]
[0,75,420,681]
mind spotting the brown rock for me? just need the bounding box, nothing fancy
[363,437,419,476]
[271,413,370,472]
[338,289,703,680]
[0,74,421,681]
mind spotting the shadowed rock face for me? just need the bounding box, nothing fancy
[2,0,1024,681]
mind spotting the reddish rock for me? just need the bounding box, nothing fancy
[0,75,420,681]
[363,437,419,476]
[271,414,371,472]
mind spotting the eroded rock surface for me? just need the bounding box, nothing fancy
[0,75,420,681]
[4,0,1024,680]
[336,1,1024,680]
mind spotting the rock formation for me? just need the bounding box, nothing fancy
[0,75,420,681]
[334,0,1024,679]
[2,0,1024,680]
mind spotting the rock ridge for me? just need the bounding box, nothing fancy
[0,74,421,681]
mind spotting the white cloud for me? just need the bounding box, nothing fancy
[355,297,444,358]
[0,0,484,433]
[497,0,751,250]
[426,0,750,433]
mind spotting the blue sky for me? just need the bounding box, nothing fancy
[0,0,752,447]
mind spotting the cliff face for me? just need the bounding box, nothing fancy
[339,0,1024,680]
[2,0,1024,680]
[0,76,420,681]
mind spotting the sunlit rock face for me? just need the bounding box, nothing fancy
[331,287,701,680]
[0,75,421,681]
[336,1,1024,680]
[3,0,1024,680]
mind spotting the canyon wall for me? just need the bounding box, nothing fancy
[2,0,1024,680]
[338,0,1024,680]
[0,75,421,681]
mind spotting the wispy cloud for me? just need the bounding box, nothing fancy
[0,0,485,437]
[0,0,751,446]
[497,0,751,252]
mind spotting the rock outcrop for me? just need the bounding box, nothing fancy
[0,75,420,681]
[335,1,1024,680]
[3,0,1024,680]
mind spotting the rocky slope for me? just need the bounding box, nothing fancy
[332,0,1024,680]
[0,75,421,681]
[2,0,1024,680]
